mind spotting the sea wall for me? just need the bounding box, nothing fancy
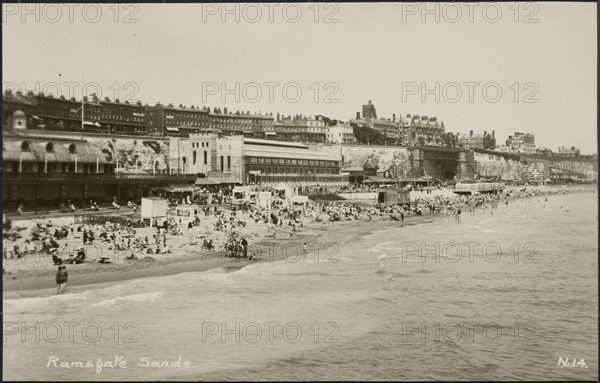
[310,144,411,175]
[474,149,597,181]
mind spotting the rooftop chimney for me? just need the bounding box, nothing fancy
[492,130,495,138]
[470,130,473,137]
[356,112,360,119]
[392,113,396,123]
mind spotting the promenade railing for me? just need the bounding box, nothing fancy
[3,172,197,184]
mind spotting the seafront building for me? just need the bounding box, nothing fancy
[145,103,210,137]
[505,132,536,154]
[458,130,496,150]
[398,114,446,147]
[2,114,194,208]
[3,91,595,210]
[349,116,399,141]
[268,116,328,143]
[170,133,345,188]
[326,123,356,144]
[3,90,148,135]
[2,90,588,160]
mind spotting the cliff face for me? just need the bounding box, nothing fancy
[525,155,597,176]
[310,144,597,182]
[474,151,597,181]
[474,152,523,180]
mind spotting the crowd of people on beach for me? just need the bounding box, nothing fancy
[2,183,585,295]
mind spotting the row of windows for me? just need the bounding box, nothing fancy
[248,167,338,175]
[169,121,210,127]
[102,115,143,122]
[103,108,144,115]
[4,161,107,173]
[216,125,256,130]
[249,157,336,166]
[191,151,208,165]
[35,107,146,124]
[213,119,263,124]
[165,113,209,119]
[191,142,209,148]
[36,107,99,118]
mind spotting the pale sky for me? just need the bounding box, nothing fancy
[3,2,597,153]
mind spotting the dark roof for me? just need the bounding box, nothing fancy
[3,138,111,163]
[363,176,398,184]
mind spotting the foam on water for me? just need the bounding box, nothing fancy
[3,191,598,381]
[93,292,165,307]
[3,292,89,313]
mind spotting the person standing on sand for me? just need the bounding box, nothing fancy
[55,265,68,295]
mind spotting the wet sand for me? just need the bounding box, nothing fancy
[5,184,589,299]
[3,211,437,299]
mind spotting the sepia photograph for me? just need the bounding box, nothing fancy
[2,2,598,381]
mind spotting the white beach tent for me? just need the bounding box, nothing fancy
[257,191,272,210]
[141,197,168,227]
[290,195,310,207]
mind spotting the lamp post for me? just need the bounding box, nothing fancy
[72,92,96,130]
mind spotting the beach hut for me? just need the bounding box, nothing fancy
[257,191,272,210]
[290,195,310,208]
[141,197,168,227]
[377,188,410,206]
[232,186,257,204]
[174,205,198,226]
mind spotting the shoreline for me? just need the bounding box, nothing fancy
[2,215,437,299]
[4,185,593,300]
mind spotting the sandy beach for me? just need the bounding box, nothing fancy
[4,184,590,300]
[3,204,438,299]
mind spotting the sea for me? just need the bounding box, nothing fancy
[3,190,598,381]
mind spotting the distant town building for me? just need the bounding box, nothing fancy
[3,90,102,133]
[349,117,400,142]
[326,123,356,144]
[265,115,328,143]
[3,91,38,130]
[100,98,146,135]
[208,110,274,138]
[362,99,377,119]
[145,103,210,137]
[399,114,445,146]
[557,146,581,157]
[505,132,535,154]
[536,147,554,156]
[459,130,496,150]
